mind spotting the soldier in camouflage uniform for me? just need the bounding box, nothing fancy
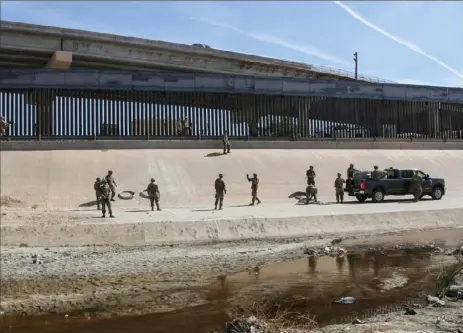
[222,130,231,155]
[105,170,117,201]
[371,165,382,181]
[305,184,318,204]
[306,166,316,186]
[411,170,423,202]
[214,173,227,210]
[94,177,102,210]
[147,178,161,211]
[334,173,346,203]
[346,163,359,190]
[100,180,114,218]
[246,173,261,205]
[0,116,9,136]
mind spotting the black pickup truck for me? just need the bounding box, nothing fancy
[347,168,446,203]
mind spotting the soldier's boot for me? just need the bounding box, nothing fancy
[156,203,161,211]
[219,203,223,210]
[101,211,106,218]
[151,205,154,211]
[257,198,261,205]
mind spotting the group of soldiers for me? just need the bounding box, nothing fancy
[93,163,427,216]
[306,164,425,204]
[94,171,162,217]
[93,171,118,218]
[213,173,261,210]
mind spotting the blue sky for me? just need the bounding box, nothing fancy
[1,1,462,87]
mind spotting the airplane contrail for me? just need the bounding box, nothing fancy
[191,17,351,67]
[333,1,463,80]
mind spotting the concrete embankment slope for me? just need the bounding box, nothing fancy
[1,149,463,209]
[1,149,463,245]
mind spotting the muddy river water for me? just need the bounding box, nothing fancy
[1,242,457,333]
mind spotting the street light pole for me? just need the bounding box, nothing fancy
[353,52,358,80]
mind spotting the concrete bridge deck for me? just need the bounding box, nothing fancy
[0,20,391,82]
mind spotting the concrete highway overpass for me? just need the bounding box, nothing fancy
[0,20,394,83]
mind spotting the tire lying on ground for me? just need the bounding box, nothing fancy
[139,190,150,199]
[118,191,135,200]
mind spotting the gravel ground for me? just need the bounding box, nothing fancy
[312,301,463,333]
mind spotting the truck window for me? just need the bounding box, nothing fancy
[417,171,427,178]
[400,170,414,178]
[387,169,399,179]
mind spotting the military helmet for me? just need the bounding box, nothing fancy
[374,165,378,169]
[108,170,113,174]
[96,177,101,181]
[253,173,257,177]
[309,165,314,169]
[151,178,155,182]
[337,173,341,176]
[219,173,223,177]
[349,163,354,167]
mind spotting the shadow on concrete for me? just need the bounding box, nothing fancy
[70,208,100,212]
[125,209,151,213]
[288,191,306,199]
[192,208,216,212]
[79,200,98,207]
[230,204,252,208]
[342,197,432,205]
[205,152,223,157]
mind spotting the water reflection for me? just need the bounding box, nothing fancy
[0,247,440,333]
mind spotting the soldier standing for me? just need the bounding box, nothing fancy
[222,130,231,155]
[100,180,115,218]
[147,178,161,211]
[334,173,346,203]
[346,163,358,190]
[105,170,117,201]
[246,173,261,205]
[411,171,423,202]
[0,116,9,136]
[371,165,382,181]
[305,184,318,204]
[94,177,102,210]
[306,166,316,186]
[214,173,227,210]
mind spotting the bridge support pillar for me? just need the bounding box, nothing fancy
[46,51,73,69]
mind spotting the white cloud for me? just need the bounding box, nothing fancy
[191,17,351,67]
[333,1,463,80]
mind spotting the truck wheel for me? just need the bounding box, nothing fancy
[431,186,443,200]
[372,189,385,203]
[356,195,367,202]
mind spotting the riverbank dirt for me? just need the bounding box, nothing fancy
[1,222,462,319]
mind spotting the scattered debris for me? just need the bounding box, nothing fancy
[404,308,417,315]
[426,295,446,307]
[0,195,26,207]
[333,297,355,304]
[446,285,463,299]
[303,246,346,257]
[331,238,343,245]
